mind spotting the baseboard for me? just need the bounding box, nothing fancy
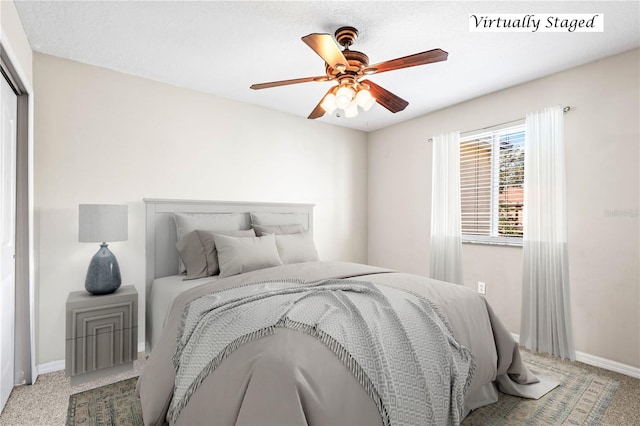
[511,333,640,379]
[36,341,146,376]
[37,359,65,375]
[573,350,640,379]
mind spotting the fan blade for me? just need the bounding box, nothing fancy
[301,34,348,71]
[365,48,448,75]
[308,102,325,120]
[250,76,328,90]
[308,87,334,119]
[362,80,409,113]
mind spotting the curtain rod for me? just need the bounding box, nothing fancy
[427,106,571,143]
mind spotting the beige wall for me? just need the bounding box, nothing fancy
[28,43,640,369]
[33,53,368,364]
[368,49,640,368]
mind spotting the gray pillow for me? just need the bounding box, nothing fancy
[213,233,283,278]
[249,212,307,229]
[176,229,255,280]
[275,232,320,264]
[175,231,208,279]
[251,223,304,237]
[173,213,243,273]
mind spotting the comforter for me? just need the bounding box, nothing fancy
[137,261,547,426]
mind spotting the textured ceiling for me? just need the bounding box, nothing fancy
[14,1,640,132]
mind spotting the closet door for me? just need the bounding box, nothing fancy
[0,73,18,413]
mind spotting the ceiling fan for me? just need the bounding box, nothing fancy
[250,26,448,119]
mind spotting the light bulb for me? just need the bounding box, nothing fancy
[335,86,355,109]
[356,88,375,111]
[345,100,359,118]
[320,93,337,114]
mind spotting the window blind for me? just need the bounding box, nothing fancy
[460,123,525,244]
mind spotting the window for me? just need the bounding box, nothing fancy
[459,123,525,245]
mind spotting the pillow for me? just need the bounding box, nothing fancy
[251,223,304,237]
[173,212,243,273]
[175,231,209,280]
[275,232,320,264]
[176,229,256,280]
[174,212,243,240]
[249,212,307,229]
[213,233,283,278]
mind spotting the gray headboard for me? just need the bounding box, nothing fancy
[144,198,314,299]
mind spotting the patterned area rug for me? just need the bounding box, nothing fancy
[66,352,618,425]
[66,377,142,426]
[463,350,619,425]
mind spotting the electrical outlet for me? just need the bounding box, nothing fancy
[477,281,486,294]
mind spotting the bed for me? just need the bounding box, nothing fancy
[137,199,557,426]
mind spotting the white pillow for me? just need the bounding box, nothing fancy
[275,232,320,264]
[212,233,283,278]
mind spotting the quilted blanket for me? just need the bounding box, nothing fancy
[168,279,474,425]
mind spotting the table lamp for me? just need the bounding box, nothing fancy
[79,204,128,295]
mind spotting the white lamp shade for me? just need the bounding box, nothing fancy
[320,93,337,114]
[335,86,355,109]
[79,204,128,242]
[344,100,359,118]
[356,89,376,111]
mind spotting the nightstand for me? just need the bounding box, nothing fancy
[65,285,138,385]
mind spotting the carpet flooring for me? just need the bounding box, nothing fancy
[0,354,147,426]
[1,350,638,425]
[463,350,619,425]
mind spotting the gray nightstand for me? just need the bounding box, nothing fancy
[65,285,138,385]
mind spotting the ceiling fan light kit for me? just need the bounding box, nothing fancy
[355,87,375,111]
[335,85,354,109]
[344,98,359,118]
[250,26,448,120]
[321,82,375,118]
[320,93,337,114]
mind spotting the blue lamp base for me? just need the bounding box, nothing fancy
[85,243,122,295]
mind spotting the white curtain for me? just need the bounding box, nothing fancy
[429,132,464,285]
[521,106,575,360]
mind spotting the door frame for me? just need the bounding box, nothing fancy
[1,57,18,412]
[0,36,36,386]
